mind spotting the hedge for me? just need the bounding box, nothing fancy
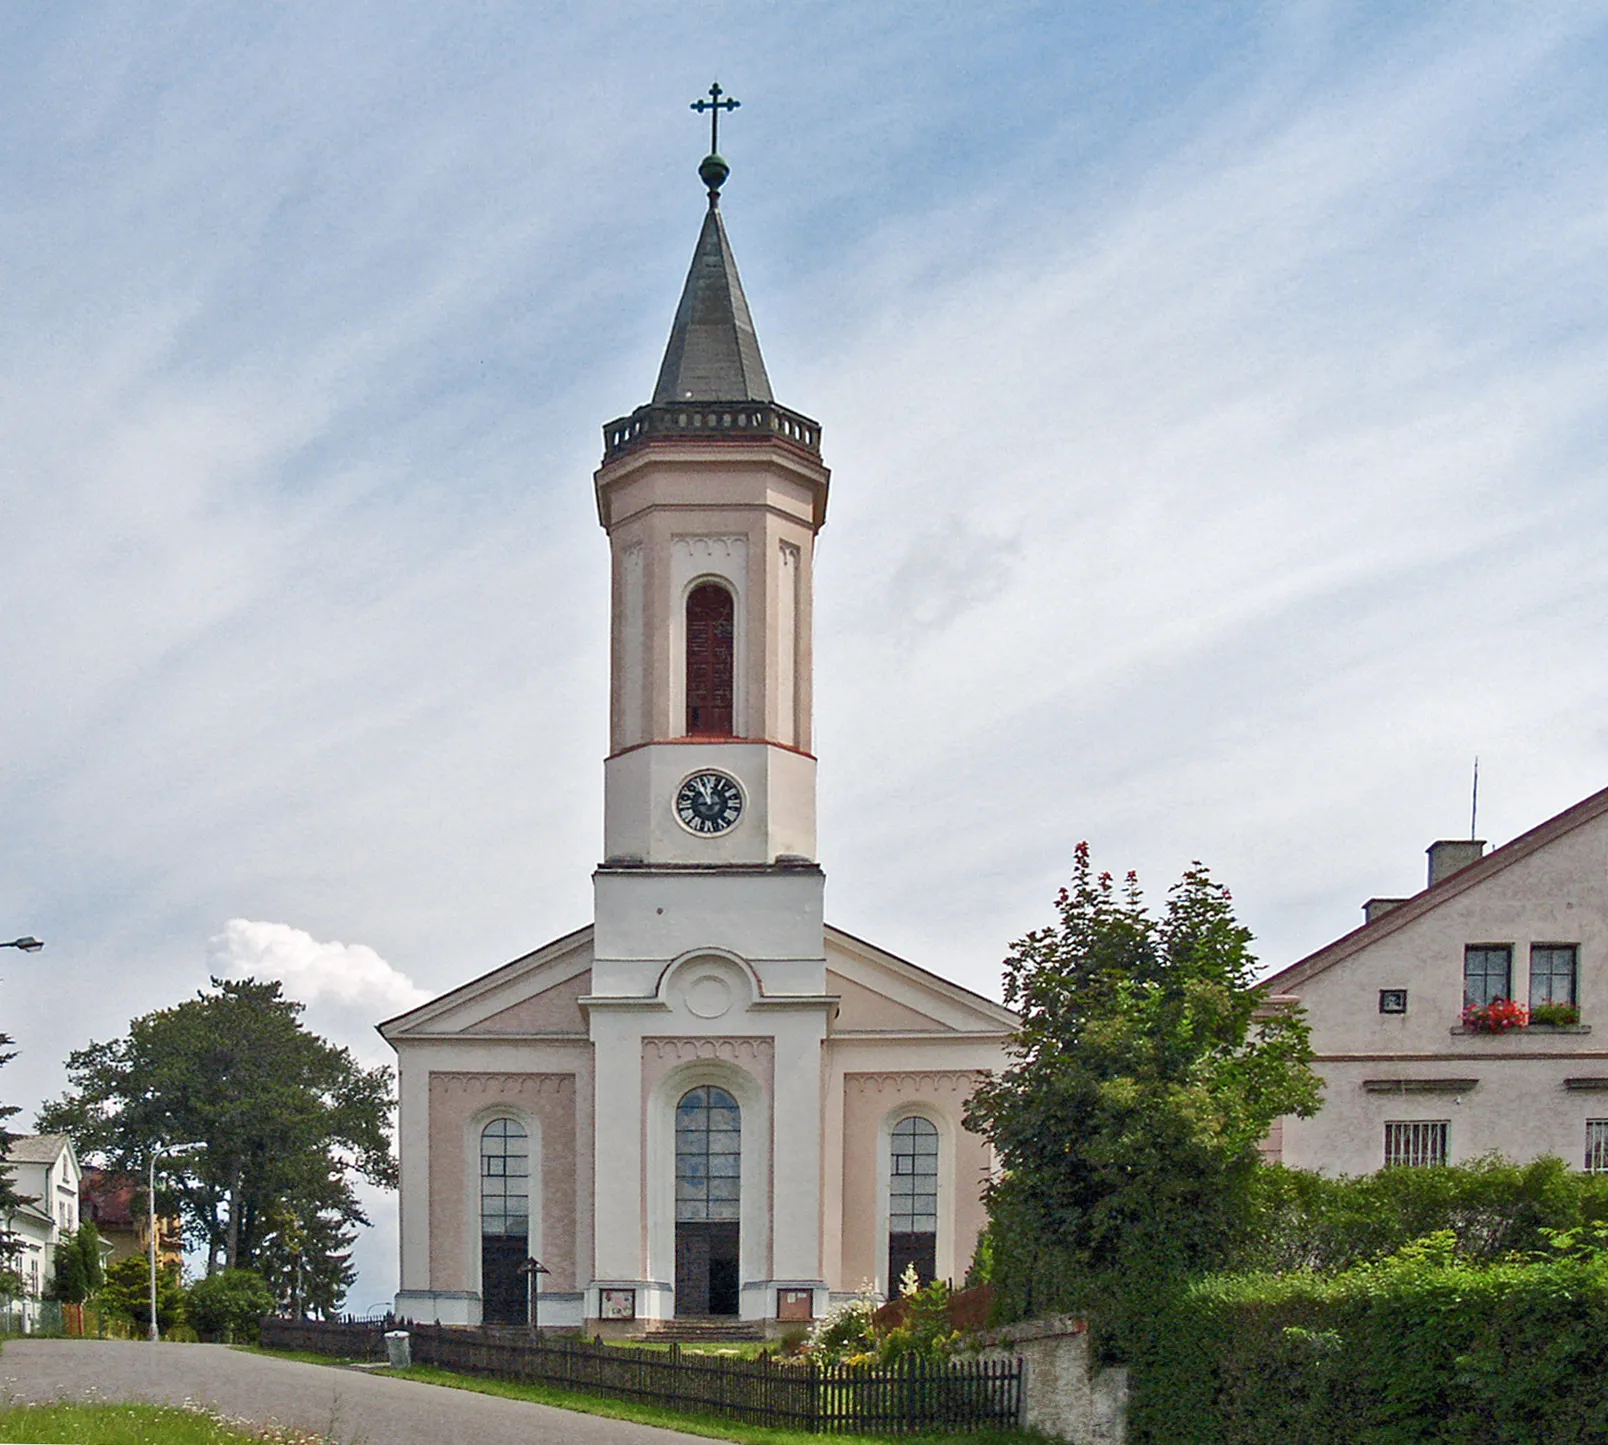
[1124,1235,1608,1445]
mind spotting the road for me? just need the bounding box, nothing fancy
[0,1338,718,1445]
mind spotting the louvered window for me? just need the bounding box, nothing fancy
[686,584,735,735]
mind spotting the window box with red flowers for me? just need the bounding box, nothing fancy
[1461,999,1528,1033]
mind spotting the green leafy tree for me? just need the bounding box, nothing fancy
[37,977,395,1308]
[48,1221,104,1304]
[187,1267,274,1343]
[96,1253,185,1333]
[965,844,1322,1325]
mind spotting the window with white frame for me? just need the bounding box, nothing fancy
[888,1116,939,1290]
[1385,1120,1448,1168]
[1586,1121,1608,1173]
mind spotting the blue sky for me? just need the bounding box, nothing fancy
[3,2,1606,1309]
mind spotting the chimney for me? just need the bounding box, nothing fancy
[1364,897,1409,924]
[1427,839,1485,888]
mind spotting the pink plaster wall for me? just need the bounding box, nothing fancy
[427,1072,579,1292]
[839,1070,990,1290]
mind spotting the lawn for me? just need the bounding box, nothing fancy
[0,1401,330,1443]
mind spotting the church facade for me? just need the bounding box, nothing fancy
[382,147,1015,1333]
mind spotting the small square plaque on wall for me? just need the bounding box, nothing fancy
[777,1288,813,1321]
[601,1288,637,1321]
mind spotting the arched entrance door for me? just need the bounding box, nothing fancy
[674,1085,740,1316]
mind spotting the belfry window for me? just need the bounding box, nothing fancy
[480,1119,530,1325]
[686,583,735,735]
[889,1116,938,1291]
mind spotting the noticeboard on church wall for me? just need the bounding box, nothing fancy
[601,1288,637,1320]
[777,1288,813,1321]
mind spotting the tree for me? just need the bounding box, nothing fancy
[37,977,395,1309]
[97,1253,185,1332]
[0,1032,29,1268]
[48,1221,104,1303]
[964,844,1322,1325]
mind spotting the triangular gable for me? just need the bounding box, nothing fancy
[464,970,591,1035]
[378,925,593,1042]
[1263,784,1608,995]
[824,924,1017,1036]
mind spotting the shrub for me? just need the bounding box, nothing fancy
[1124,1234,1608,1445]
[95,1254,185,1333]
[187,1268,274,1343]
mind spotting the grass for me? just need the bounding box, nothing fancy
[386,1363,1042,1445]
[0,1401,331,1443]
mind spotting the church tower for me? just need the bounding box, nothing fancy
[383,98,1014,1338]
[585,127,836,1323]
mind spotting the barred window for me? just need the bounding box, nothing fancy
[1587,1122,1608,1174]
[1385,1120,1448,1168]
[1530,945,1578,1007]
[890,1116,939,1233]
[1463,946,1512,1008]
[480,1118,530,1238]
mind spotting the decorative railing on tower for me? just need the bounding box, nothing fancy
[602,401,822,464]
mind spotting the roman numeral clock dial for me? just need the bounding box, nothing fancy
[675,770,744,835]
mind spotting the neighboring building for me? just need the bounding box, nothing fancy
[1262,785,1608,1175]
[382,148,1015,1333]
[79,1168,183,1269]
[0,1133,81,1330]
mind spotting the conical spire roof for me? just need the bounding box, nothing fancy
[652,202,773,404]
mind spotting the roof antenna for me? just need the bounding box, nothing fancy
[1470,756,1479,840]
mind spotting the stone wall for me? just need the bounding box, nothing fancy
[965,1314,1127,1444]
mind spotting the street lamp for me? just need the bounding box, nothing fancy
[147,1142,203,1343]
[518,1257,551,1336]
[0,938,42,952]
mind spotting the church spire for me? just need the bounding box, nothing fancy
[651,87,771,405]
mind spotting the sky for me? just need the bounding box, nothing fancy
[3,1,1607,1311]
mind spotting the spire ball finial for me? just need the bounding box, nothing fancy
[690,83,740,201]
[699,152,730,197]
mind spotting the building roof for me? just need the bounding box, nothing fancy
[651,200,773,405]
[3,1133,72,1166]
[1262,783,1608,996]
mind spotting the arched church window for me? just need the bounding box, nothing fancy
[674,1085,740,1316]
[686,584,735,735]
[480,1118,529,1326]
[889,1115,938,1291]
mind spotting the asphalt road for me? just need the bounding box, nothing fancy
[0,1338,717,1445]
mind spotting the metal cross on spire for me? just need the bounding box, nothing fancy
[690,82,740,156]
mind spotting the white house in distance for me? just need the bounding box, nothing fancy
[1262,785,1608,1176]
[1,1132,82,1331]
[381,145,1015,1334]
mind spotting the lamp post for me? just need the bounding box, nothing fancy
[0,938,42,952]
[147,1142,202,1343]
[518,1257,550,1335]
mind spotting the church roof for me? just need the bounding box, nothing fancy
[651,201,773,405]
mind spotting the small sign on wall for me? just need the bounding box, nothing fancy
[601,1288,637,1320]
[777,1288,813,1321]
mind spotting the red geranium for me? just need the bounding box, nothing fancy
[1462,999,1528,1033]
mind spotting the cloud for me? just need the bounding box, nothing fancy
[208,918,432,1020]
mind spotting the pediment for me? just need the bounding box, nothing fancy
[824,925,1017,1037]
[379,925,593,1041]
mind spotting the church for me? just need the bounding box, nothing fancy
[381,119,1016,1334]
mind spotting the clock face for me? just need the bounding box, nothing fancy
[675,770,744,835]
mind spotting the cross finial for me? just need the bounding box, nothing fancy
[690,82,740,200]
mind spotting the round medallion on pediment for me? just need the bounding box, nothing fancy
[684,972,735,1019]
